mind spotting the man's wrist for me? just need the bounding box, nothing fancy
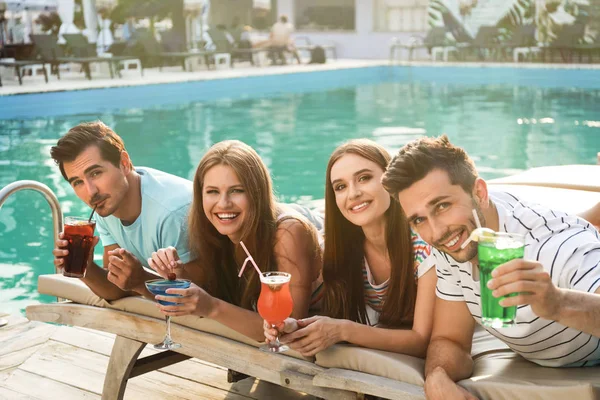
[426,366,449,382]
[552,288,569,322]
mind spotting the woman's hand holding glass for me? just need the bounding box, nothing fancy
[278,315,346,357]
[154,282,217,318]
[263,317,299,343]
[148,246,185,280]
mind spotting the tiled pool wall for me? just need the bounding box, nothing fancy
[1,65,599,120]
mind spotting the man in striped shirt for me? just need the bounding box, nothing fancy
[382,135,600,400]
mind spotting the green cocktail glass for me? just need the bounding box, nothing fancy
[478,232,525,328]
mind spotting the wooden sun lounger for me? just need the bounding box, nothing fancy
[157,51,215,71]
[25,276,425,400]
[25,303,358,400]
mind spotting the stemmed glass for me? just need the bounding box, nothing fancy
[256,271,293,353]
[145,278,191,350]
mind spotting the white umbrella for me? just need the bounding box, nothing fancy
[57,0,78,44]
[97,16,113,53]
[81,0,97,43]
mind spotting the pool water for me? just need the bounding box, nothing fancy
[1,66,600,314]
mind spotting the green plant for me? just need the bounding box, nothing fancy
[35,12,61,35]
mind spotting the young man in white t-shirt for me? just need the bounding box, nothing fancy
[382,135,600,400]
[268,15,301,64]
[50,122,202,301]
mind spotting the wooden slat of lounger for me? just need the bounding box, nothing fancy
[52,326,315,399]
[0,369,100,399]
[313,368,425,400]
[27,303,355,400]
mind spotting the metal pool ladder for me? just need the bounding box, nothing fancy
[0,180,64,315]
[0,180,63,245]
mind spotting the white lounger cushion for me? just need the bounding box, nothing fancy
[316,344,426,386]
[488,184,600,215]
[37,274,309,361]
[315,326,508,387]
[463,351,599,400]
[489,165,600,193]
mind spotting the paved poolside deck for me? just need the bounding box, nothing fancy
[0,60,388,96]
[1,59,599,97]
[0,312,314,399]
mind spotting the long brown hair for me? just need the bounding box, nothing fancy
[189,140,278,310]
[322,139,416,327]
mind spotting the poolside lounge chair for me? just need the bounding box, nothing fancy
[574,33,600,63]
[206,27,265,67]
[498,24,538,62]
[62,34,143,79]
[541,23,586,63]
[158,29,215,71]
[24,172,600,400]
[459,26,501,61]
[29,34,71,79]
[0,58,49,86]
[131,29,213,72]
[389,27,452,62]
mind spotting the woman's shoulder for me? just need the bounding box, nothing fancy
[275,217,313,243]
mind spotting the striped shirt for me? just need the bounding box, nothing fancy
[364,233,433,324]
[434,191,600,367]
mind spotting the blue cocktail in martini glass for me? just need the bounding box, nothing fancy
[145,278,191,350]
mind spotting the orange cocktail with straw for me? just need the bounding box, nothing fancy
[257,271,293,352]
[238,241,293,353]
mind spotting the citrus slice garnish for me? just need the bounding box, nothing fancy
[466,227,495,243]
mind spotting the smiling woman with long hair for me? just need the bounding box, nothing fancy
[266,139,437,357]
[148,140,323,341]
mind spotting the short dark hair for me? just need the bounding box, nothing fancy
[280,15,288,23]
[50,121,131,180]
[382,135,478,198]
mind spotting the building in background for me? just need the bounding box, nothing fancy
[276,0,430,59]
[205,0,429,59]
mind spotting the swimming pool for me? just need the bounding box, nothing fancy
[1,65,600,314]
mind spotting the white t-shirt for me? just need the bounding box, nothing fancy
[96,167,193,267]
[271,21,294,46]
[434,191,600,367]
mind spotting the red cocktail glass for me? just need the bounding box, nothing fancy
[63,216,96,278]
[257,271,293,353]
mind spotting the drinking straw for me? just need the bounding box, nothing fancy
[88,205,97,223]
[472,209,482,229]
[460,209,483,249]
[238,241,262,277]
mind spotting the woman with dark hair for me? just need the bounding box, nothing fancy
[265,139,437,357]
[149,140,323,341]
